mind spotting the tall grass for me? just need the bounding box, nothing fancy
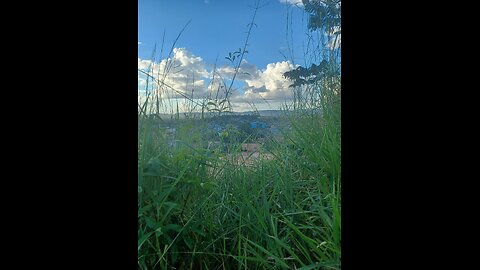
[138,1,341,269]
[138,115,340,269]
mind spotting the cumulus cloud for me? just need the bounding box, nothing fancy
[206,73,226,93]
[138,48,299,112]
[279,0,304,6]
[242,61,297,100]
[217,59,297,101]
[244,85,268,93]
[217,60,259,81]
[138,48,210,99]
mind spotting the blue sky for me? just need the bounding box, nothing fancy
[139,0,306,67]
[138,0,327,112]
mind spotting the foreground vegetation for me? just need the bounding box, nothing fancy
[138,1,341,269]
[138,106,340,269]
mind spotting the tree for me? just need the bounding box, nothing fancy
[302,0,341,35]
[283,1,341,100]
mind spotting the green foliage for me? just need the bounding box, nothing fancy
[283,60,339,88]
[225,48,247,63]
[220,124,240,143]
[302,0,341,33]
[283,1,341,111]
[138,91,341,270]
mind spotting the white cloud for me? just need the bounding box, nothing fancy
[139,49,299,112]
[327,26,341,49]
[279,0,304,7]
[217,60,259,81]
[138,41,142,45]
[242,61,297,100]
[206,73,226,93]
[328,34,341,50]
[217,59,297,101]
[138,48,210,99]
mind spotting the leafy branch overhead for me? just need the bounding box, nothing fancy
[284,0,341,88]
[283,60,339,87]
[302,0,341,34]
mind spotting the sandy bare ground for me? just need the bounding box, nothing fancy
[218,143,275,167]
